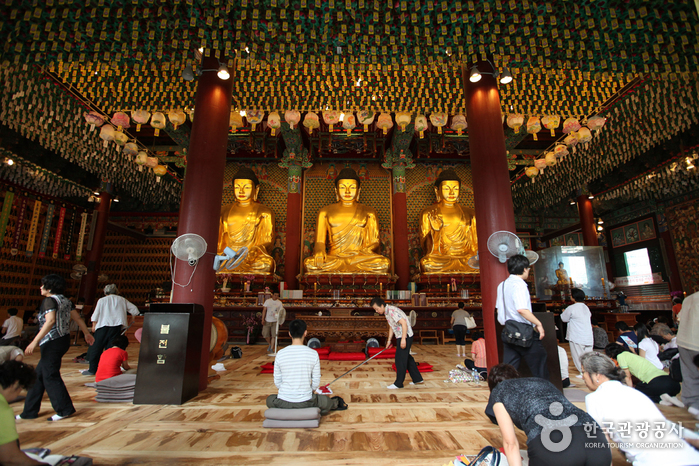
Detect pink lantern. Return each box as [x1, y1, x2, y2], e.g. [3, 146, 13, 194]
[110, 112, 130, 131]
[84, 111, 106, 131]
[526, 116, 541, 141]
[146, 157, 159, 169]
[377, 113, 394, 135]
[507, 114, 524, 133]
[587, 116, 607, 132]
[541, 115, 560, 137]
[284, 110, 301, 129]
[131, 110, 151, 132]
[562, 117, 581, 134]
[451, 114, 467, 135]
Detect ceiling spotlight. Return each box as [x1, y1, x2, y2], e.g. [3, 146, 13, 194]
[113, 197, 120, 203]
[686, 156, 695, 170]
[469, 65, 482, 82]
[499, 67, 513, 84]
[182, 64, 194, 82]
[597, 225, 604, 231]
[588, 194, 594, 199]
[597, 219, 604, 224]
[93, 191, 100, 196]
[217, 63, 230, 80]
[569, 199, 576, 205]
[4, 158, 13, 166]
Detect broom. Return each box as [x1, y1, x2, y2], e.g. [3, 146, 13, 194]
[316, 345, 392, 395]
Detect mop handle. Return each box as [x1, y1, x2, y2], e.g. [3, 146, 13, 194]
[325, 345, 391, 388]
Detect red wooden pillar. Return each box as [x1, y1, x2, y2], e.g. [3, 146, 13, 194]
[80, 188, 112, 307]
[392, 165, 410, 290]
[171, 56, 233, 390]
[577, 194, 599, 246]
[463, 62, 516, 369]
[284, 164, 303, 289]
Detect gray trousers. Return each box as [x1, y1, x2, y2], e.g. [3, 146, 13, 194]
[266, 393, 337, 415]
[679, 346, 699, 409]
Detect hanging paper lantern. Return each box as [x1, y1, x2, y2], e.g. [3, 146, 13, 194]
[285, 110, 301, 129]
[110, 112, 130, 131]
[507, 114, 524, 133]
[113, 131, 128, 148]
[534, 158, 547, 172]
[429, 113, 448, 134]
[564, 131, 579, 147]
[586, 115, 607, 132]
[168, 110, 186, 130]
[577, 127, 592, 144]
[541, 115, 560, 137]
[99, 125, 115, 148]
[123, 142, 138, 157]
[526, 116, 541, 141]
[377, 113, 394, 135]
[342, 112, 356, 136]
[544, 151, 557, 167]
[229, 111, 243, 131]
[135, 151, 148, 172]
[153, 164, 167, 183]
[357, 110, 376, 131]
[84, 111, 105, 131]
[414, 114, 428, 139]
[187, 107, 195, 122]
[562, 117, 581, 134]
[246, 110, 264, 131]
[131, 110, 151, 132]
[554, 144, 569, 159]
[150, 112, 166, 136]
[267, 111, 281, 136]
[146, 157, 159, 169]
[395, 112, 411, 132]
[303, 112, 320, 134]
[322, 111, 340, 131]
[525, 166, 539, 180]
[451, 114, 467, 135]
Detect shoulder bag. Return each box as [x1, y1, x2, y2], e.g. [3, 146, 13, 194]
[499, 282, 535, 348]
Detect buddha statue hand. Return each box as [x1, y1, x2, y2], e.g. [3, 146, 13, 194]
[427, 211, 443, 230]
[312, 250, 327, 268]
[214, 247, 250, 272]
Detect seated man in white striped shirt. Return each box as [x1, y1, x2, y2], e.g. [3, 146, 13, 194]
[266, 319, 347, 414]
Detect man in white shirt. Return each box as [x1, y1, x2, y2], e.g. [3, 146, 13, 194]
[262, 291, 284, 355]
[496, 254, 549, 380]
[83, 284, 139, 376]
[560, 288, 594, 377]
[677, 290, 699, 419]
[266, 319, 345, 414]
[0, 309, 23, 347]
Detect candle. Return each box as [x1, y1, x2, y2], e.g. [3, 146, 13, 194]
[447, 284, 450, 293]
[380, 283, 383, 292]
[314, 282, 317, 292]
[569, 278, 573, 286]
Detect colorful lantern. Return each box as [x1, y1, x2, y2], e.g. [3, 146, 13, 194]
[284, 110, 301, 129]
[545, 151, 557, 167]
[429, 113, 447, 134]
[146, 157, 159, 169]
[246, 110, 264, 131]
[84, 111, 105, 131]
[323, 111, 340, 131]
[414, 114, 428, 139]
[562, 117, 581, 134]
[577, 127, 592, 145]
[564, 131, 579, 148]
[99, 125, 115, 148]
[267, 112, 281, 136]
[451, 114, 467, 135]
[534, 158, 547, 172]
[150, 112, 166, 136]
[123, 142, 138, 157]
[110, 112, 130, 131]
[229, 112, 243, 131]
[342, 112, 356, 135]
[554, 144, 569, 159]
[153, 164, 167, 183]
[586, 115, 607, 132]
[541, 115, 560, 137]
[525, 166, 539, 181]
[395, 112, 411, 132]
[168, 110, 186, 130]
[131, 110, 151, 132]
[135, 151, 148, 172]
[507, 114, 524, 133]
[303, 112, 320, 134]
[113, 131, 128, 148]
[357, 110, 376, 131]
[527, 116, 542, 140]
[377, 113, 394, 135]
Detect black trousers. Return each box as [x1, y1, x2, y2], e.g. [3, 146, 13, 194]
[88, 325, 122, 373]
[0, 336, 19, 346]
[502, 337, 550, 380]
[527, 425, 611, 466]
[453, 325, 467, 345]
[635, 375, 681, 403]
[21, 335, 75, 418]
[394, 336, 422, 388]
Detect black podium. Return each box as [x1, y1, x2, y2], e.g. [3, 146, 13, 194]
[133, 303, 205, 405]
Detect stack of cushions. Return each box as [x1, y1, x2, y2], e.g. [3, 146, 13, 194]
[328, 352, 366, 361]
[312, 347, 331, 360]
[263, 407, 321, 428]
[391, 362, 433, 372]
[367, 347, 396, 359]
[260, 363, 275, 374]
[88, 374, 136, 402]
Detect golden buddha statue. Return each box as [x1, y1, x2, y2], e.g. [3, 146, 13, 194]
[555, 262, 569, 285]
[304, 168, 390, 274]
[217, 167, 275, 275]
[419, 169, 478, 274]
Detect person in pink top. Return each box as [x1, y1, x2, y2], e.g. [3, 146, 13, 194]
[458, 331, 487, 377]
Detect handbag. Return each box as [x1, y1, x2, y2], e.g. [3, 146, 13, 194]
[499, 282, 535, 348]
[231, 346, 243, 359]
[468, 446, 501, 466]
[465, 315, 477, 330]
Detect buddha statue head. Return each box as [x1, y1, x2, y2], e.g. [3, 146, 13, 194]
[334, 167, 361, 203]
[232, 167, 260, 204]
[434, 169, 462, 206]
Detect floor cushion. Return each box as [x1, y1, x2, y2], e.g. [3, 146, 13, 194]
[264, 408, 320, 420]
[313, 347, 331, 355]
[328, 352, 366, 361]
[262, 419, 319, 428]
[391, 363, 433, 372]
[367, 347, 396, 359]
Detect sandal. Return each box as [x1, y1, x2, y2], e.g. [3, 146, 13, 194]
[331, 396, 348, 411]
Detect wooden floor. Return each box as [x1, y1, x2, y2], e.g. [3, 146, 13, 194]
[10, 342, 698, 465]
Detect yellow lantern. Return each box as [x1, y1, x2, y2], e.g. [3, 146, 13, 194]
[113, 131, 128, 148]
[507, 114, 524, 133]
[577, 127, 592, 145]
[131, 110, 151, 132]
[564, 131, 579, 148]
[526, 116, 542, 140]
[135, 151, 148, 172]
[451, 114, 467, 135]
[303, 112, 320, 134]
[150, 112, 166, 136]
[99, 125, 115, 148]
[541, 115, 560, 137]
[229, 111, 243, 132]
[342, 112, 356, 135]
[267, 111, 281, 136]
[153, 164, 168, 183]
[284, 110, 301, 129]
[357, 110, 376, 132]
[395, 112, 412, 132]
[168, 110, 186, 130]
[525, 166, 539, 181]
[429, 113, 447, 134]
[377, 113, 393, 135]
[414, 114, 428, 139]
[545, 151, 557, 167]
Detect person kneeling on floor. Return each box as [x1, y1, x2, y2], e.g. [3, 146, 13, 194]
[266, 319, 347, 414]
[95, 335, 132, 383]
